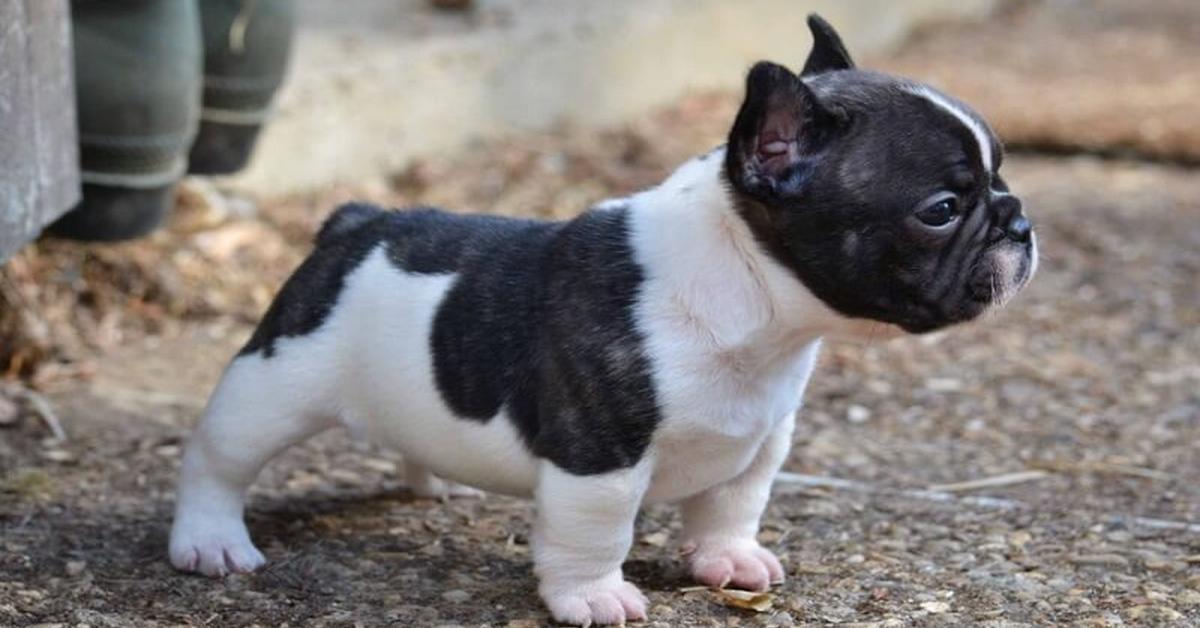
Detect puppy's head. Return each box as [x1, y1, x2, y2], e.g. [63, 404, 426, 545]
[725, 15, 1036, 333]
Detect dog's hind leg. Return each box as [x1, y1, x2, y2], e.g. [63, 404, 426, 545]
[169, 352, 335, 577]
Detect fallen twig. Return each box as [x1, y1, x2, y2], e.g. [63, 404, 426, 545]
[772, 471, 1200, 534]
[928, 470, 1051, 493]
[1031, 460, 1174, 481]
[14, 387, 66, 442]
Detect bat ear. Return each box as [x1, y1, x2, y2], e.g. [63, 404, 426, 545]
[801, 14, 855, 76]
[725, 62, 833, 199]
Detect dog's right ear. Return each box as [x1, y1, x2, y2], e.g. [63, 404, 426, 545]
[725, 62, 834, 200]
[801, 14, 855, 76]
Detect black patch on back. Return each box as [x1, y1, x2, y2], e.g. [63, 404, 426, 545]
[430, 206, 660, 475]
[240, 204, 547, 357]
[243, 202, 661, 475]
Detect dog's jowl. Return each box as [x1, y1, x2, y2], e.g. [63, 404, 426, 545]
[170, 14, 1036, 626]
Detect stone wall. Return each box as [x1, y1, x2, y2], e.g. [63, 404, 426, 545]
[0, 0, 78, 262]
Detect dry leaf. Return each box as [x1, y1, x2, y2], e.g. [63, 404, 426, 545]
[713, 588, 774, 613]
[641, 530, 669, 547]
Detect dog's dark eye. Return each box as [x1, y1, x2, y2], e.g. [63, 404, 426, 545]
[915, 196, 960, 228]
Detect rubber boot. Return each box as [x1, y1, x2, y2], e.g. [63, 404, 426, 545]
[187, 0, 295, 175]
[49, 0, 202, 241]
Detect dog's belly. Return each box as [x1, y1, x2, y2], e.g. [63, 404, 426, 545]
[644, 429, 771, 503]
[333, 249, 539, 496]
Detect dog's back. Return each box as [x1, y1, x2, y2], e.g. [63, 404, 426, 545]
[240, 205, 554, 358]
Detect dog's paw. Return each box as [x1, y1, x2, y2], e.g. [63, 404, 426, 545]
[683, 537, 783, 592]
[540, 573, 648, 626]
[169, 515, 265, 577]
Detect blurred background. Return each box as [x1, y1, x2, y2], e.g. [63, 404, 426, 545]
[1, 0, 1198, 625]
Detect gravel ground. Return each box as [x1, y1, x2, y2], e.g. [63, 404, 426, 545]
[3, 1, 1200, 626]
[3, 153, 1199, 627]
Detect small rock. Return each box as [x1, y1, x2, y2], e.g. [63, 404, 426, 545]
[1143, 558, 1182, 572]
[154, 444, 181, 458]
[441, 589, 471, 604]
[1068, 553, 1129, 568]
[1125, 605, 1182, 622]
[39, 449, 76, 464]
[921, 601, 951, 614]
[65, 560, 86, 576]
[866, 379, 893, 395]
[1007, 531, 1033, 548]
[0, 394, 18, 426]
[328, 469, 364, 485]
[845, 554, 865, 564]
[846, 405, 872, 424]
[1176, 589, 1200, 608]
[925, 378, 963, 392]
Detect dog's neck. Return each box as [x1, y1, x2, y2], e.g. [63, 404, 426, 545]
[624, 147, 897, 360]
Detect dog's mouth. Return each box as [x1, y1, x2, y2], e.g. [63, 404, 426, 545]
[894, 239, 1036, 335]
[968, 239, 1036, 309]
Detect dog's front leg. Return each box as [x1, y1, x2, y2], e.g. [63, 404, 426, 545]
[533, 459, 651, 626]
[680, 413, 794, 591]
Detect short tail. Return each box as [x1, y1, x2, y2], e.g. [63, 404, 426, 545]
[315, 203, 383, 246]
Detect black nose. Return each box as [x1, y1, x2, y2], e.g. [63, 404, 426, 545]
[1006, 214, 1032, 242]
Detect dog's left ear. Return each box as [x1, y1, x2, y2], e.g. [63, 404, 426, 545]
[801, 14, 855, 76]
[725, 62, 835, 200]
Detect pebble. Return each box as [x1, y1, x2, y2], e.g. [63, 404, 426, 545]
[925, 378, 963, 392]
[65, 560, 86, 577]
[39, 449, 76, 464]
[846, 405, 872, 424]
[921, 601, 951, 613]
[1124, 605, 1183, 622]
[0, 394, 18, 426]
[1068, 553, 1129, 568]
[441, 589, 471, 604]
[1176, 590, 1200, 608]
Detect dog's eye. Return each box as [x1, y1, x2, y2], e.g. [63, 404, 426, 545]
[915, 195, 960, 228]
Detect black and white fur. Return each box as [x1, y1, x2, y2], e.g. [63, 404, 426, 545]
[170, 15, 1036, 626]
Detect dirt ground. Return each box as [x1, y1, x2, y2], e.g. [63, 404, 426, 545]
[3, 2, 1200, 627]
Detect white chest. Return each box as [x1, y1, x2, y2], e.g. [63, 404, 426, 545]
[643, 339, 821, 503]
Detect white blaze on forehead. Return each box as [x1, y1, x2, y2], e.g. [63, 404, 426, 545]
[905, 85, 993, 173]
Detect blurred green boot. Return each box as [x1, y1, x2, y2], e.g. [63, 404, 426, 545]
[49, 0, 202, 241]
[188, 0, 295, 175]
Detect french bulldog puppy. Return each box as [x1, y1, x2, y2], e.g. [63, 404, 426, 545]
[170, 14, 1036, 626]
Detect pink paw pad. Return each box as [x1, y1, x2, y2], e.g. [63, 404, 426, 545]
[685, 538, 784, 592]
